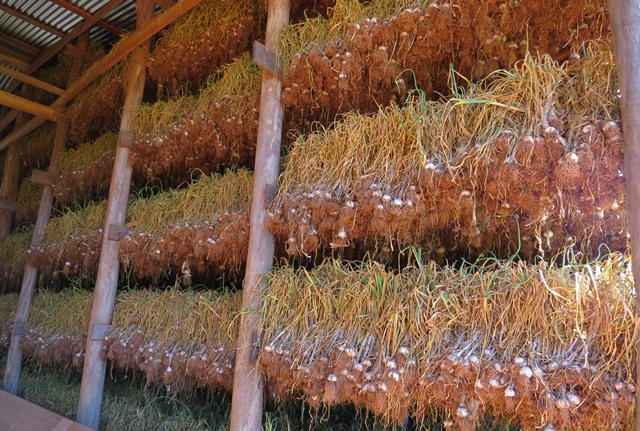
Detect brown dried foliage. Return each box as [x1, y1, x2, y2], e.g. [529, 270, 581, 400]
[268, 120, 626, 261]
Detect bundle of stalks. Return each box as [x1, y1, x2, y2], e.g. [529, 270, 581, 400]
[258, 255, 636, 430]
[67, 59, 129, 143]
[16, 123, 55, 172]
[15, 178, 41, 225]
[269, 43, 625, 261]
[29, 169, 253, 284]
[21, 288, 92, 368]
[54, 132, 118, 206]
[279, 0, 608, 122]
[132, 54, 261, 186]
[19, 287, 240, 393]
[106, 288, 240, 392]
[148, 0, 261, 94]
[0, 293, 18, 350]
[0, 227, 32, 292]
[26, 201, 107, 282]
[121, 169, 253, 281]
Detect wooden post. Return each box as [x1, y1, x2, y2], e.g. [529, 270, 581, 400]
[75, 2, 152, 428]
[607, 1, 640, 429]
[0, 113, 24, 238]
[229, 1, 290, 430]
[1, 36, 87, 395]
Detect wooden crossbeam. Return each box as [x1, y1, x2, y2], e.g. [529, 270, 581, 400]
[49, 0, 123, 35]
[66, 44, 99, 64]
[0, 31, 41, 56]
[0, 0, 126, 137]
[0, 0, 204, 151]
[0, 46, 30, 70]
[0, 3, 66, 38]
[0, 90, 63, 121]
[0, 64, 64, 96]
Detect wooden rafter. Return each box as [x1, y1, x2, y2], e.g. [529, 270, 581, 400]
[0, 31, 42, 56]
[0, 3, 66, 38]
[0, 90, 63, 122]
[0, 64, 64, 96]
[0, 46, 30, 70]
[49, 0, 123, 35]
[0, 0, 204, 151]
[66, 44, 99, 64]
[0, 0, 126, 136]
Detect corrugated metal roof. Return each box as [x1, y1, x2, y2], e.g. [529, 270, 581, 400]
[0, 0, 138, 92]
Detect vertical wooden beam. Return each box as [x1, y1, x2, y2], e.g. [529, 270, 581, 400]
[1, 40, 86, 393]
[607, 1, 640, 429]
[229, 1, 290, 430]
[75, 2, 153, 429]
[0, 113, 24, 238]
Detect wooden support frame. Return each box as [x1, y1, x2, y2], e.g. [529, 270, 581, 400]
[0, 0, 204, 151]
[0, 90, 64, 121]
[76, 2, 154, 428]
[31, 169, 57, 187]
[2, 47, 85, 397]
[0, 46, 31, 70]
[65, 44, 100, 64]
[252, 41, 284, 78]
[0, 112, 24, 238]
[607, 2, 640, 430]
[0, 64, 64, 96]
[0, 199, 17, 213]
[229, 1, 290, 430]
[0, 31, 42, 56]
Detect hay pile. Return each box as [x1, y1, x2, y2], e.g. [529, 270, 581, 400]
[0, 293, 18, 350]
[68, 60, 129, 144]
[28, 169, 253, 284]
[9, 252, 635, 430]
[16, 123, 55, 172]
[15, 287, 240, 393]
[15, 54, 73, 106]
[280, 0, 608, 121]
[148, 0, 261, 94]
[15, 178, 41, 225]
[258, 255, 636, 430]
[131, 54, 261, 186]
[0, 228, 32, 292]
[269, 42, 625, 261]
[54, 132, 118, 206]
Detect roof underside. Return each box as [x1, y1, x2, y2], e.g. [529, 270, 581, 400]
[0, 0, 138, 91]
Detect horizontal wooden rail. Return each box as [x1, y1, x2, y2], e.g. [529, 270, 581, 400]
[0, 65, 64, 96]
[0, 90, 63, 122]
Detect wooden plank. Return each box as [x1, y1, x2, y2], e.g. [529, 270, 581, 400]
[66, 44, 99, 64]
[0, 64, 64, 96]
[31, 169, 57, 187]
[49, 0, 123, 35]
[0, 45, 31, 70]
[252, 40, 283, 78]
[0, 3, 66, 38]
[2, 43, 85, 399]
[229, 1, 290, 430]
[607, 2, 640, 430]
[0, 391, 93, 431]
[0, 90, 64, 122]
[76, 2, 154, 428]
[106, 223, 128, 241]
[0, 0, 204, 151]
[0, 31, 42, 55]
[0, 199, 17, 213]
[0, 113, 23, 237]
